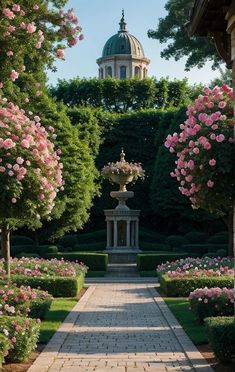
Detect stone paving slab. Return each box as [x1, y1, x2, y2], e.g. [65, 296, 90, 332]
[27, 283, 213, 372]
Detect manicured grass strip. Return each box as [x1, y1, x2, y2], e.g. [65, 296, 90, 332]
[164, 297, 208, 345]
[39, 298, 77, 344]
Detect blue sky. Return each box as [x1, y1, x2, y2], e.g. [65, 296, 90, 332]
[47, 0, 222, 86]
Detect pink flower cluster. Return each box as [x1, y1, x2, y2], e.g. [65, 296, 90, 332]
[101, 161, 145, 180]
[0, 257, 87, 280]
[0, 98, 63, 217]
[188, 286, 234, 303]
[164, 85, 234, 209]
[0, 283, 51, 317]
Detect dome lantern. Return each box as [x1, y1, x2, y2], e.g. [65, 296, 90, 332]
[97, 11, 150, 80]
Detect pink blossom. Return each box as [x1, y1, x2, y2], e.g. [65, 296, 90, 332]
[218, 101, 226, 108]
[33, 5, 40, 10]
[3, 139, 15, 149]
[27, 23, 37, 33]
[79, 34, 84, 40]
[20, 139, 30, 148]
[16, 157, 24, 165]
[3, 8, 15, 19]
[209, 159, 216, 166]
[192, 147, 199, 154]
[207, 180, 214, 188]
[10, 70, 19, 82]
[12, 4, 21, 12]
[56, 49, 65, 59]
[216, 134, 225, 142]
[11, 198, 17, 203]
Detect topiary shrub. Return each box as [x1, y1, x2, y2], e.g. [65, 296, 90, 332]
[11, 245, 37, 257]
[166, 235, 189, 249]
[37, 245, 58, 257]
[47, 252, 108, 271]
[205, 316, 235, 363]
[216, 249, 227, 258]
[184, 232, 207, 244]
[206, 234, 229, 244]
[0, 334, 10, 369]
[0, 316, 40, 362]
[77, 230, 106, 243]
[10, 235, 34, 246]
[182, 244, 228, 256]
[58, 234, 78, 249]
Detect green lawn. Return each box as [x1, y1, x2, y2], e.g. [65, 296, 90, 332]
[164, 297, 208, 345]
[39, 298, 78, 344]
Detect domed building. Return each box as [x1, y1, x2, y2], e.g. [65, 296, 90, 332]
[97, 11, 150, 79]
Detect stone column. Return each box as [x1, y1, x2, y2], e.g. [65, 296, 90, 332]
[126, 220, 131, 247]
[135, 220, 139, 248]
[113, 219, 118, 248]
[131, 221, 135, 247]
[106, 220, 112, 248]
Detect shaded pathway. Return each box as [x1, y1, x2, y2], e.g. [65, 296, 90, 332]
[28, 282, 213, 372]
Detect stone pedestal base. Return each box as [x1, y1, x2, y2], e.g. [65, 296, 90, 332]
[106, 249, 141, 263]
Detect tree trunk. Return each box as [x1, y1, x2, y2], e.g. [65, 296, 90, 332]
[1, 225, 11, 279]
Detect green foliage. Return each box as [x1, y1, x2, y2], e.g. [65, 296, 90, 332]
[51, 77, 193, 112]
[73, 242, 106, 251]
[47, 252, 108, 271]
[140, 243, 171, 251]
[159, 275, 234, 296]
[11, 245, 38, 257]
[216, 249, 227, 258]
[16, 253, 41, 259]
[0, 316, 40, 363]
[205, 317, 235, 363]
[77, 230, 106, 243]
[166, 235, 189, 248]
[8, 273, 85, 297]
[140, 229, 166, 243]
[148, 0, 221, 71]
[164, 298, 207, 345]
[137, 253, 188, 271]
[184, 232, 207, 244]
[58, 235, 79, 249]
[37, 245, 58, 257]
[0, 334, 10, 369]
[206, 234, 229, 244]
[29, 297, 53, 320]
[190, 296, 234, 323]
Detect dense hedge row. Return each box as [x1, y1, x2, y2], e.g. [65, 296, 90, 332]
[159, 275, 234, 297]
[136, 253, 188, 271]
[46, 252, 108, 271]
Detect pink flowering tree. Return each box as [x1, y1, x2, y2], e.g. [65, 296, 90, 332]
[165, 85, 235, 256]
[0, 98, 63, 278]
[0, 1, 83, 90]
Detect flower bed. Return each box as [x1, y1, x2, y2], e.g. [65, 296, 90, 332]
[159, 274, 233, 297]
[157, 256, 234, 277]
[0, 283, 52, 320]
[0, 316, 40, 363]
[0, 258, 87, 297]
[189, 287, 234, 322]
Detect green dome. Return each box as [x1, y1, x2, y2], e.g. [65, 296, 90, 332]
[102, 11, 145, 58]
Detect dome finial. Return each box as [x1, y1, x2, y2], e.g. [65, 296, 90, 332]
[119, 9, 127, 32]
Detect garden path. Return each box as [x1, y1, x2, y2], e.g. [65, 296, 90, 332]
[27, 281, 213, 372]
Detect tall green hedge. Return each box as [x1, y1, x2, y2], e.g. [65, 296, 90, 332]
[137, 253, 188, 271]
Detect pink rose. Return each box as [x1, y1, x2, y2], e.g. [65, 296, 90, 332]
[12, 4, 21, 12]
[3, 8, 15, 19]
[56, 49, 65, 59]
[20, 139, 30, 148]
[216, 134, 225, 142]
[27, 23, 36, 34]
[10, 70, 19, 82]
[207, 180, 214, 188]
[209, 159, 216, 166]
[11, 198, 17, 203]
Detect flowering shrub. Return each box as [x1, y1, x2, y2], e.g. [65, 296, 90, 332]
[0, 283, 52, 319]
[101, 161, 145, 181]
[157, 256, 234, 277]
[0, 2, 83, 87]
[0, 334, 10, 368]
[0, 99, 63, 221]
[165, 85, 234, 215]
[189, 287, 234, 322]
[0, 316, 40, 362]
[0, 257, 87, 279]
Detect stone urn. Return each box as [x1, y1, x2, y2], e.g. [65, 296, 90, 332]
[110, 174, 134, 192]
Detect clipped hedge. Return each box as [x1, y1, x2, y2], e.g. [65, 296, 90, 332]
[0, 316, 40, 362]
[140, 242, 171, 251]
[205, 317, 235, 363]
[0, 334, 10, 369]
[11, 245, 37, 257]
[184, 232, 207, 244]
[139, 229, 166, 244]
[7, 273, 85, 297]
[166, 235, 189, 248]
[58, 234, 78, 249]
[77, 230, 106, 243]
[10, 235, 34, 246]
[47, 252, 108, 271]
[181, 244, 227, 256]
[137, 253, 188, 271]
[37, 245, 58, 257]
[206, 234, 229, 244]
[159, 274, 234, 297]
[73, 242, 106, 252]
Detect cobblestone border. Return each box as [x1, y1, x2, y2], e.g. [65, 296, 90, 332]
[27, 286, 96, 372]
[148, 286, 214, 372]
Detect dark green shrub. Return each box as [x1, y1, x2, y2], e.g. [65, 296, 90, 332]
[0, 334, 10, 368]
[159, 274, 234, 296]
[29, 297, 53, 320]
[166, 235, 189, 248]
[47, 252, 108, 271]
[139, 229, 166, 243]
[10, 235, 34, 246]
[77, 230, 106, 243]
[137, 253, 188, 271]
[205, 317, 235, 363]
[216, 249, 227, 258]
[202, 253, 217, 258]
[37, 245, 58, 257]
[206, 234, 229, 244]
[7, 273, 84, 297]
[181, 244, 227, 256]
[16, 253, 40, 259]
[58, 234, 78, 249]
[11, 245, 37, 257]
[73, 242, 106, 252]
[140, 242, 171, 251]
[184, 232, 207, 243]
[0, 316, 40, 362]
